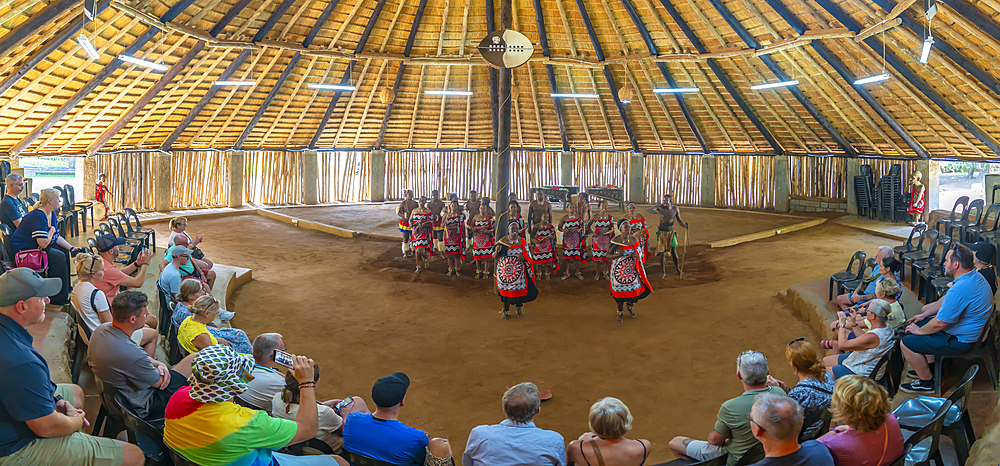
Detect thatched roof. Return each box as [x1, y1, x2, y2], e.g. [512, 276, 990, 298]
[0, 0, 998, 157]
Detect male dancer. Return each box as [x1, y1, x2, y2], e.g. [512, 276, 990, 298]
[648, 194, 689, 277]
[410, 196, 435, 272]
[575, 192, 593, 224]
[527, 190, 552, 232]
[465, 190, 481, 249]
[428, 190, 445, 252]
[396, 190, 418, 257]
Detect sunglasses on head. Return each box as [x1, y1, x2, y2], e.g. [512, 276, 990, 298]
[787, 337, 805, 346]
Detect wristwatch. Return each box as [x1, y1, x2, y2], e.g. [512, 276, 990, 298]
[53, 394, 64, 403]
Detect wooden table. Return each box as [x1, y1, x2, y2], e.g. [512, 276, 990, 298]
[585, 186, 625, 210]
[531, 185, 579, 210]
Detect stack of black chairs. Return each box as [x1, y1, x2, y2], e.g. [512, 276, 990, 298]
[876, 164, 902, 222]
[854, 164, 877, 218]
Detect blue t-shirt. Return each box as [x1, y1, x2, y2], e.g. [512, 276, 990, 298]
[0, 314, 59, 457]
[749, 440, 834, 466]
[10, 209, 58, 253]
[0, 195, 27, 233]
[343, 412, 429, 466]
[158, 263, 183, 295]
[936, 270, 993, 343]
[163, 245, 196, 276]
[863, 267, 881, 295]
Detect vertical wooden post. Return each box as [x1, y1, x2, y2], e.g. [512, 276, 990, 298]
[229, 151, 244, 208]
[82, 157, 98, 201]
[495, 0, 512, 237]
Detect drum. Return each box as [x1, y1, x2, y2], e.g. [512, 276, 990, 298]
[92, 201, 107, 221]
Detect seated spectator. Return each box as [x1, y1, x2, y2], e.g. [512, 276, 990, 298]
[159, 234, 216, 289]
[1, 173, 27, 232]
[464, 382, 565, 466]
[178, 295, 251, 354]
[566, 397, 648, 466]
[825, 277, 903, 351]
[766, 340, 834, 439]
[669, 351, 784, 465]
[272, 363, 371, 451]
[970, 242, 997, 296]
[71, 252, 158, 357]
[817, 375, 904, 466]
[93, 234, 153, 304]
[835, 246, 893, 311]
[748, 393, 833, 465]
[239, 332, 289, 412]
[164, 345, 347, 466]
[823, 300, 895, 380]
[168, 216, 202, 248]
[0, 268, 143, 466]
[343, 372, 453, 466]
[157, 245, 192, 298]
[173, 278, 239, 339]
[10, 188, 86, 306]
[901, 243, 993, 393]
[88, 291, 196, 420]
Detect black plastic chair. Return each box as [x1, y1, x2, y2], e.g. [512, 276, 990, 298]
[342, 448, 399, 466]
[932, 310, 998, 395]
[907, 233, 946, 291]
[64, 184, 94, 231]
[52, 186, 79, 238]
[233, 396, 265, 411]
[284, 438, 336, 456]
[0, 224, 14, 268]
[935, 196, 969, 241]
[831, 250, 867, 300]
[838, 257, 877, 297]
[93, 379, 126, 439]
[914, 235, 954, 302]
[167, 445, 199, 466]
[70, 304, 93, 385]
[868, 339, 903, 398]
[951, 199, 985, 242]
[895, 365, 978, 466]
[116, 393, 169, 465]
[967, 203, 1000, 242]
[900, 399, 953, 466]
[799, 407, 833, 442]
[895, 224, 928, 263]
[123, 208, 155, 252]
[900, 229, 938, 282]
[86, 237, 99, 255]
[653, 442, 764, 466]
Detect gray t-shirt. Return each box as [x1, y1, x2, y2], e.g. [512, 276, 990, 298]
[87, 323, 161, 418]
[238, 365, 286, 413]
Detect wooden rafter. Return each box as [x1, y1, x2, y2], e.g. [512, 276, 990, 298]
[406, 65, 428, 148]
[0, 0, 79, 57]
[525, 64, 546, 148]
[636, 60, 684, 150]
[309, 60, 354, 149]
[532, 0, 568, 150]
[331, 59, 376, 147]
[266, 56, 317, 147]
[564, 66, 595, 148]
[376, 0, 428, 149]
[202, 48, 279, 145]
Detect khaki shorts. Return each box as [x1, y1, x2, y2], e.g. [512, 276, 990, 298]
[655, 230, 678, 254]
[0, 432, 125, 466]
[685, 439, 726, 462]
[54, 384, 76, 406]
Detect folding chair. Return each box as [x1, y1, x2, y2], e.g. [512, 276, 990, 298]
[895, 365, 978, 466]
[831, 251, 867, 301]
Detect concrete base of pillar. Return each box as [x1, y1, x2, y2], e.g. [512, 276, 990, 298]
[229, 151, 244, 208]
[701, 155, 716, 208]
[774, 155, 789, 213]
[302, 150, 318, 205]
[917, 159, 940, 212]
[154, 152, 171, 212]
[370, 150, 385, 202]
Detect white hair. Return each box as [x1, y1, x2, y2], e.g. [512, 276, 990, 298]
[876, 246, 894, 259]
[737, 351, 769, 386]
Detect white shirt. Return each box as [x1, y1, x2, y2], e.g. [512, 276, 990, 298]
[271, 393, 343, 450]
[239, 364, 286, 413]
[71, 281, 143, 345]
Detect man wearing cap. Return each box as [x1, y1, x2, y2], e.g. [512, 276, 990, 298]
[159, 234, 216, 290]
[343, 373, 453, 466]
[165, 345, 347, 466]
[93, 233, 154, 304]
[0, 268, 144, 466]
[464, 382, 566, 466]
[158, 245, 192, 299]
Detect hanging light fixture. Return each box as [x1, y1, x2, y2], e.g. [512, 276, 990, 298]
[919, 36, 934, 64]
[854, 74, 890, 85]
[310, 84, 357, 91]
[119, 55, 167, 71]
[750, 80, 798, 90]
[425, 90, 473, 96]
[77, 34, 100, 60]
[551, 93, 599, 98]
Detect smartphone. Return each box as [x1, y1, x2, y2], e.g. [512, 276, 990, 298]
[273, 350, 294, 368]
[334, 396, 354, 411]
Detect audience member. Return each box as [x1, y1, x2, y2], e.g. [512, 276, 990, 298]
[10, 188, 85, 305]
[876, 279, 905, 331]
[164, 345, 347, 466]
[178, 295, 251, 354]
[0, 268, 143, 466]
[566, 397, 649, 466]
[271, 364, 371, 451]
[93, 234, 153, 304]
[835, 246, 893, 311]
[159, 233, 216, 289]
[748, 393, 833, 465]
[88, 291, 196, 420]
[464, 382, 565, 466]
[766, 340, 834, 439]
[71, 252, 158, 356]
[239, 332, 289, 411]
[825, 276, 902, 352]
[901, 243, 993, 393]
[167, 216, 202, 247]
[824, 300, 895, 380]
[343, 372, 453, 466]
[1, 173, 26, 232]
[158, 245, 192, 298]
[669, 351, 784, 465]
[173, 278, 235, 325]
[970, 241, 997, 296]
[817, 376, 904, 466]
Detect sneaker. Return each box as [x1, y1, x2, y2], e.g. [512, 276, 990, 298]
[906, 365, 934, 379]
[900, 379, 935, 393]
[219, 309, 236, 321]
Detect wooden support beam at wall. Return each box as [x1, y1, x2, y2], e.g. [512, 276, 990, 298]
[532, 0, 569, 150]
[376, 0, 428, 149]
[814, 0, 1000, 156]
[486, 0, 499, 150]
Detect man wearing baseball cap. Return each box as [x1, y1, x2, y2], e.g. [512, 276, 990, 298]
[0, 268, 143, 465]
[158, 245, 192, 298]
[93, 233, 153, 304]
[343, 373, 453, 466]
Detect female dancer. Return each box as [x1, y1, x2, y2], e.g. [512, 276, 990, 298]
[470, 203, 495, 279]
[907, 171, 926, 225]
[559, 203, 587, 280]
[499, 200, 526, 240]
[530, 211, 558, 279]
[493, 221, 538, 320]
[622, 202, 649, 263]
[443, 200, 465, 276]
[409, 196, 434, 273]
[589, 200, 614, 280]
[607, 220, 653, 323]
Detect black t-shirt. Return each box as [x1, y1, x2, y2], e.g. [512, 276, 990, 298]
[978, 266, 998, 296]
[0, 195, 26, 233]
[750, 441, 834, 466]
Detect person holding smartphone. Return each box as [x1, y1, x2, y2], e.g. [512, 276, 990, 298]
[271, 362, 370, 451]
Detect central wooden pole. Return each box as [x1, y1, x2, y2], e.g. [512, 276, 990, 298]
[495, 0, 513, 238]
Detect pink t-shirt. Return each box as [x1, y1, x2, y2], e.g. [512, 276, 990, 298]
[818, 413, 905, 466]
[94, 258, 129, 303]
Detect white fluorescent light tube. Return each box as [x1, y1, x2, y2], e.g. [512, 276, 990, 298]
[309, 84, 356, 91]
[853, 74, 890, 85]
[750, 80, 799, 90]
[425, 90, 473, 96]
[77, 34, 100, 60]
[653, 88, 700, 93]
[550, 93, 599, 98]
[119, 55, 168, 72]
[213, 80, 255, 86]
[919, 37, 934, 64]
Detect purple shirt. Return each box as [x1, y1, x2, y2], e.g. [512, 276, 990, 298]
[817, 414, 904, 466]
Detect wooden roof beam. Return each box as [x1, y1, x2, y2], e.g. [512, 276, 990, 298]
[376, 0, 428, 149]
[760, 0, 928, 158]
[657, 0, 782, 154]
[253, 0, 298, 42]
[487, 0, 499, 150]
[309, 60, 354, 149]
[0, 0, 84, 57]
[532, 0, 568, 150]
[815, 0, 1000, 156]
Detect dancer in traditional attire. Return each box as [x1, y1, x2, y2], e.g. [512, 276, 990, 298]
[589, 200, 615, 280]
[907, 171, 926, 225]
[648, 194, 689, 277]
[528, 190, 553, 232]
[622, 202, 649, 263]
[530, 211, 558, 279]
[429, 190, 445, 252]
[443, 200, 465, 276]
[498, 200, 526, 241]
[409, 196, 434, 273]
[559, 203, 587, 280]
[608, 220, 653, 323]
[470, 203, 495, 279]
[396, 190, 418, 257]
[493, 221, 538, 320]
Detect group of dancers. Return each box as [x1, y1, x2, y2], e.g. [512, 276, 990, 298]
[397, 190, 690, 323]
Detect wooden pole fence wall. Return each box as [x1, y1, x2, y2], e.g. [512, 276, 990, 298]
[511, 151, 560, 199]
[385, 151, 494, 200]
[790, 156, 848, 201]
[96, 152, 155, 213]
[574, 152, 631, 201]
[319, 151, 370, 203]
[643, 154, 701, 205]
[170, 151, 231, 209]
[244, 151, 304, 205]
[715, 155, 775, 210]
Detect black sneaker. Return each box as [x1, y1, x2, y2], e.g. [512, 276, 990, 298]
[906, 365, 934, 379]
[900, 379, 935, 393]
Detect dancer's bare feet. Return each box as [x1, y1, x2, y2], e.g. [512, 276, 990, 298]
[516, 305, 523, 317]
[501, 309, 510, 320]
[455, 270, 461, 276]
[616, 310, 624, 324]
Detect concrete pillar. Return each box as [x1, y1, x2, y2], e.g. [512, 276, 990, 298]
[700, 154, 716, 208]
[228, 151, 244, 208]
[370, 149, 385, 202]
[559, 151, 573, 186]
[629, 153, 645, 204]
[302, 150, 318, 205]
[82, 157, 98, 201]
[918, 159, 940, 211]
[153, 152, 171, 212]
[986, 174, 1000, 205]
[773, 154, 789, 213]
[846, 157, 861, 216]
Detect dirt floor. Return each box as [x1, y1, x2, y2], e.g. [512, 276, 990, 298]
[153, 214, 891, 463]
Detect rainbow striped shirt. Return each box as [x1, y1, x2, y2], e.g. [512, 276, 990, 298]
[165, 386, 296, 466]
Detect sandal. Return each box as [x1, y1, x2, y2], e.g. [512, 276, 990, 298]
[627, 302, 636, 318]
[446, 268, 454, 276]
[576, 272, 584, 280]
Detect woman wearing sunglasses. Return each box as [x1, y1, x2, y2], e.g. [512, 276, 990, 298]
[766, 339, 835, 439]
